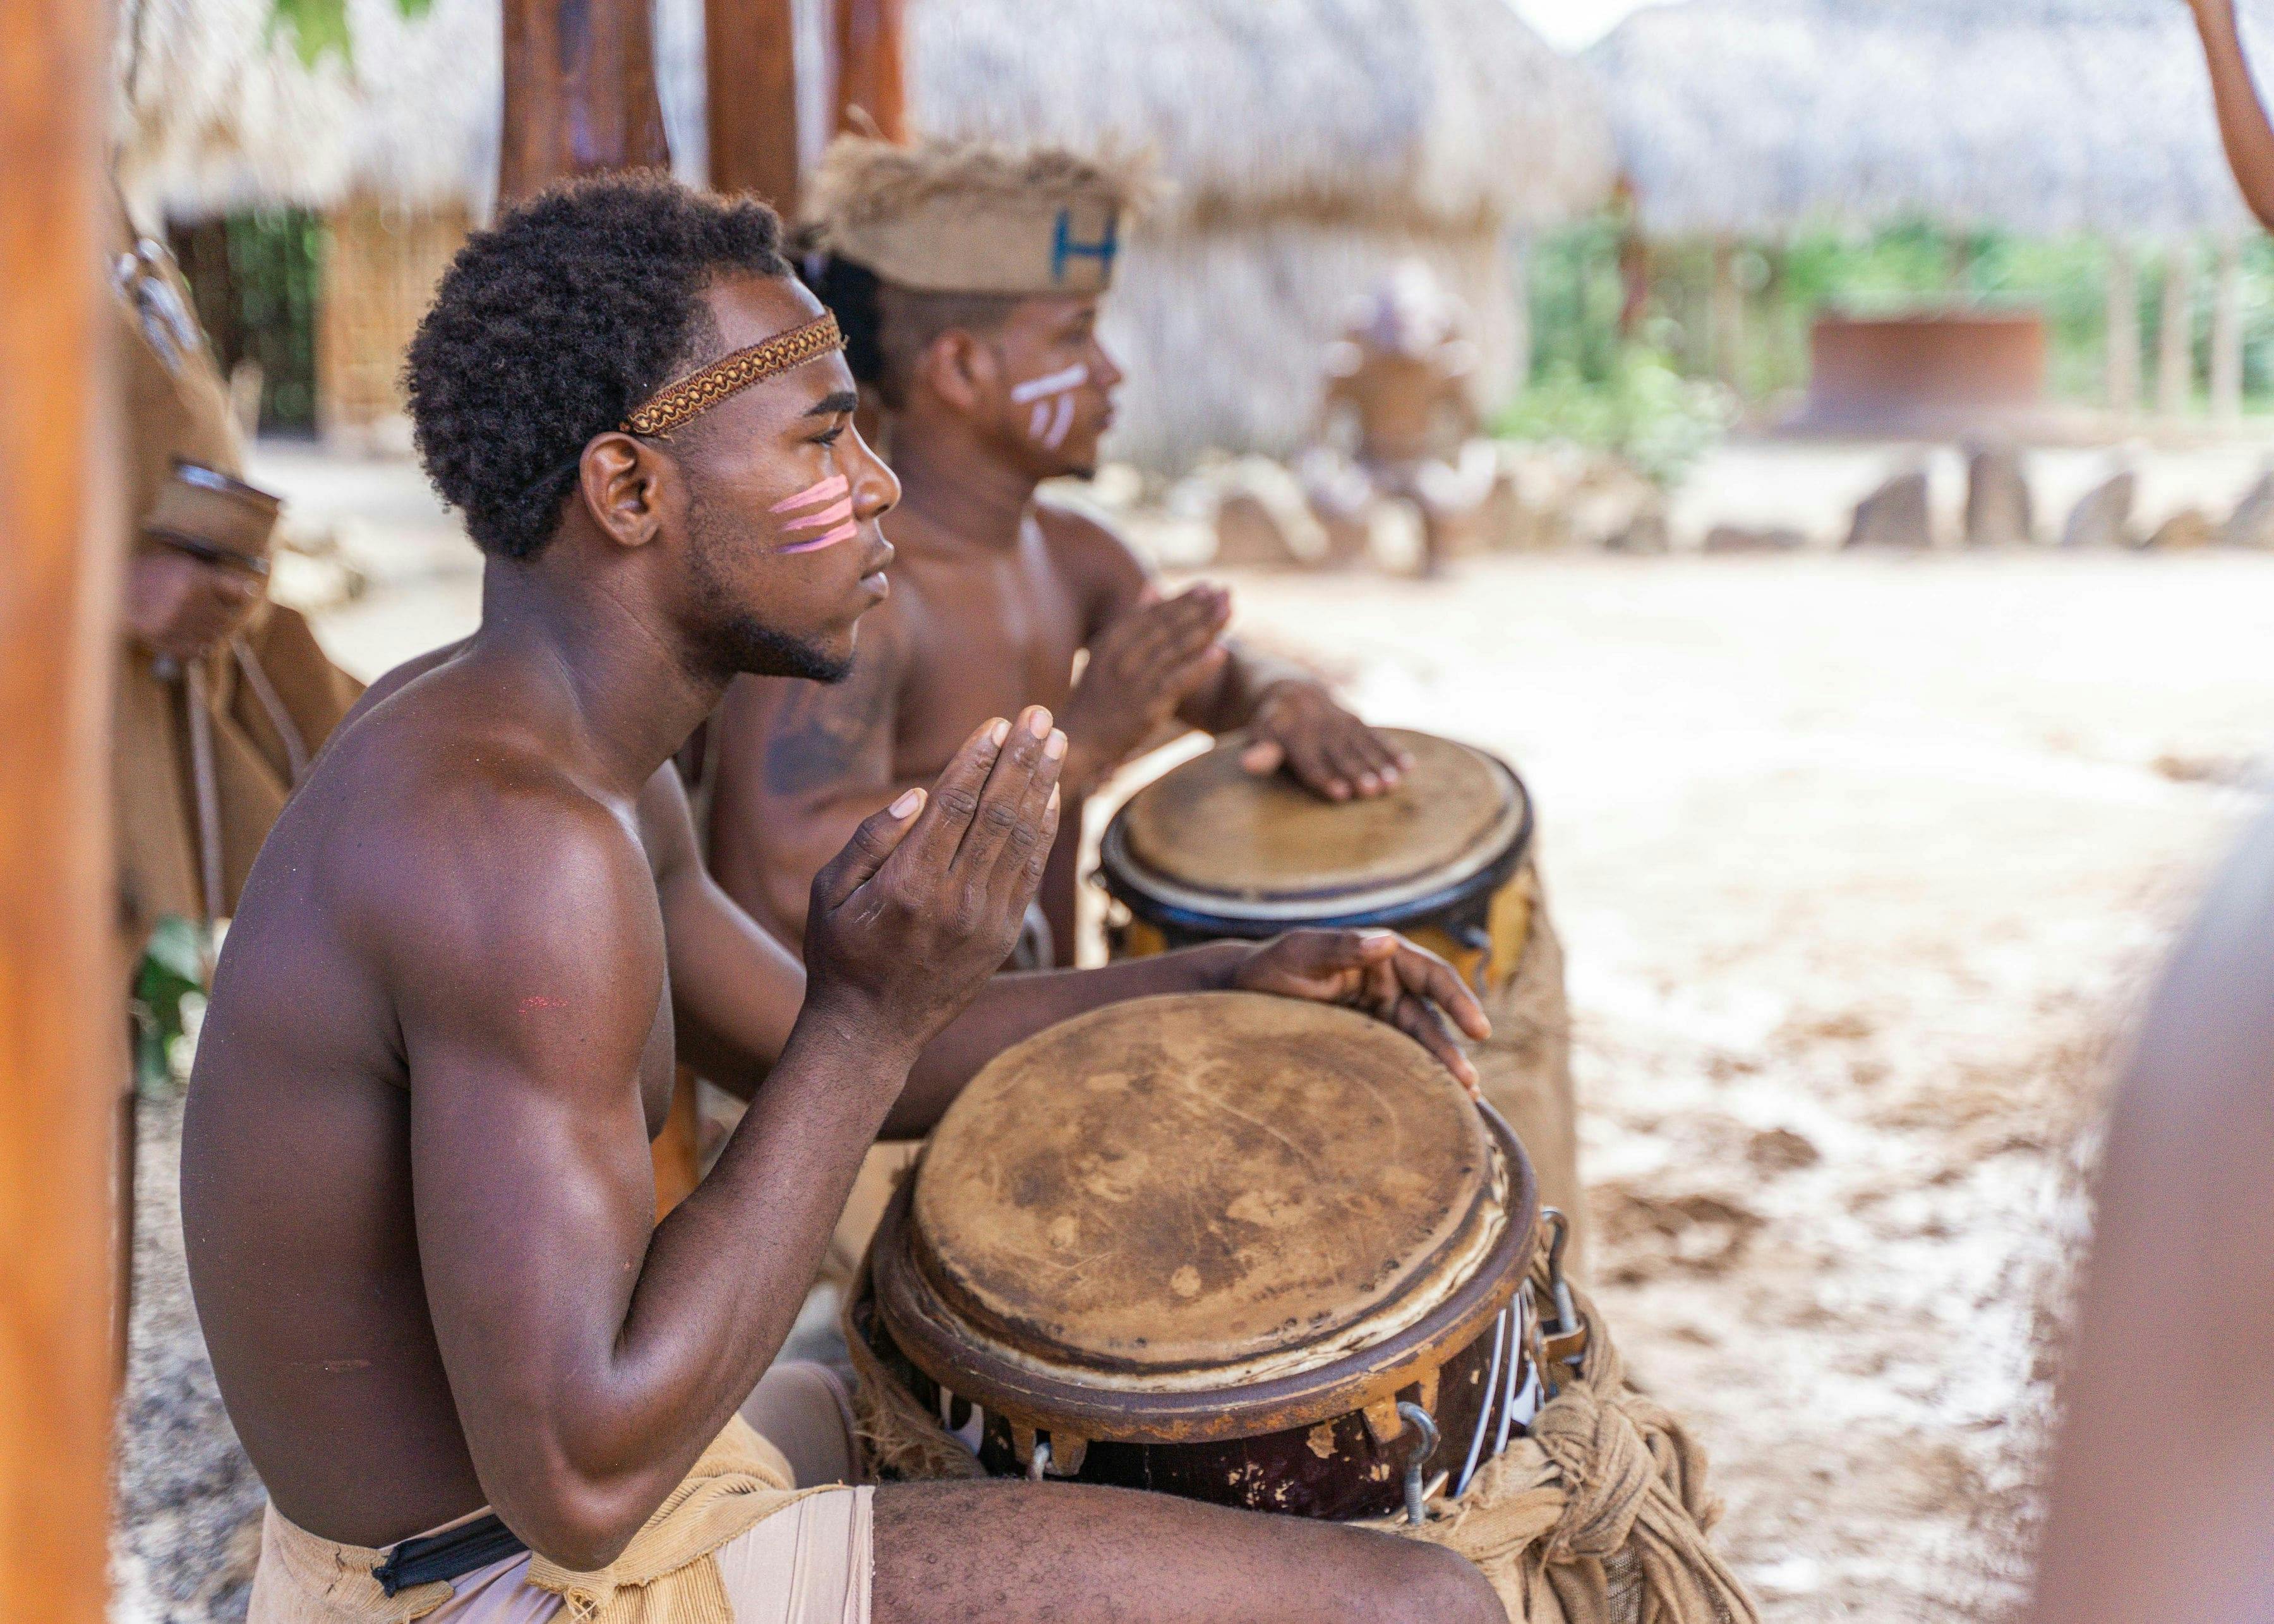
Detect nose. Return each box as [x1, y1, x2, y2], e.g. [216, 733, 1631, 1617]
[848, 421, 900, 521]
[1090, 337, 1125, 394]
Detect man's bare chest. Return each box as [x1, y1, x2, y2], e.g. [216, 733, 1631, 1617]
[891, 559, 1086, 774]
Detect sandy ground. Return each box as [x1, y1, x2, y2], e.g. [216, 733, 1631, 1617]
[117, 442, 2274, 1621]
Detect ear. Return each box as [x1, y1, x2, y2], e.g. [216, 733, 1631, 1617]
[577, 432, 669, 551]
[920, 329, 1004, 418]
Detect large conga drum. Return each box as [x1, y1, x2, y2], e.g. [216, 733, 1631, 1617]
[1100, 729, 1533, 995]
[853, 992, 1542, 1520]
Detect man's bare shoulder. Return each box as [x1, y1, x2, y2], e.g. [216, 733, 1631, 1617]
[286, 674, 656, 971]
[1032, 499, 1149, 623]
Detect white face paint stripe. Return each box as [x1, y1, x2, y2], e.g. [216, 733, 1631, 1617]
[1009, 363, 1090, 405]
[1029, 400, 1050, 440]
[1043, 394, 1076, 451]
[770, 474, 848, 514]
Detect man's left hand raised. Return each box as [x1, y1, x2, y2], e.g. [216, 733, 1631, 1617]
[1230, 929, 1491, 1095]
[1238, 682, 1413, 802]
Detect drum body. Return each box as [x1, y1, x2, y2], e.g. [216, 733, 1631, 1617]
[859, 993, 1541, 1520]
[1101, 730, 1534, 994]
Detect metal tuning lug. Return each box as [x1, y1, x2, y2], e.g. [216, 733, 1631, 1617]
[1396, 1401, 1441, 1526]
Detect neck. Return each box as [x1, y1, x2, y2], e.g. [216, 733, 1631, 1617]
[886, 411, 1038, 553]
[474, 550, 721, 798]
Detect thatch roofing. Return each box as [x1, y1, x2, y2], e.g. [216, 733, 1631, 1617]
[903, 0, 1615, 231]
[115, 0, 707, 220]
[1591, 0, 2274, 240]
[117, 0, 1612, 232]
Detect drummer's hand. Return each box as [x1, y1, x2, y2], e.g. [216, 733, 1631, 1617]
[1060, 584, 1230, 791]
[802, 707, 1065, 1061]
[1239, 682, 1412, 802]
[1232, 929, 1491, 1095]
[124, 550, 262, 662]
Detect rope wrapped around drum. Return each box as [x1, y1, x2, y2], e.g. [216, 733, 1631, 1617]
[841, 1230, 1760, 1624]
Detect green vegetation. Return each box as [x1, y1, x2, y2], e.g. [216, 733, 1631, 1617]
[132, 917, 209, 1094]
[1508, 212, 2274, 476]
[268, 0, 433, 68]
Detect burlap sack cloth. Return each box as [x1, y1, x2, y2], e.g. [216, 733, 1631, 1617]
[840, 1232, 1754, 1624]
[1475, 860, 1585, 1277]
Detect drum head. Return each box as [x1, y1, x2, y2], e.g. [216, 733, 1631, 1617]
[1114, 729, 1521, 909]
[910, 992, 1489, 1371]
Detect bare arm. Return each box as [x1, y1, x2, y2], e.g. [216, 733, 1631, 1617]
[650, 759, 1489, 1126]
[396, 718, 1062, 1569]
[2026, 801, 2274, 1624]
[2191, 0, 2274, 234]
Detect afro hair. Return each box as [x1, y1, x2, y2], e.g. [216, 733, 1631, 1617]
[405, 172, 790, 561]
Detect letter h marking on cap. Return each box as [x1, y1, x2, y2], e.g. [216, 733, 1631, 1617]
[1051, 208, 1119, 284]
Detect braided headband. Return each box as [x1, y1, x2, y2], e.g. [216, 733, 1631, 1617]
[620, 312, 846, 438]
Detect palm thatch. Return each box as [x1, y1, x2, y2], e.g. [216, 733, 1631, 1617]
[114, 0, 709, 222]
[905, 0, 1614, 467]
[114, 0, 1611, 470]
[1592, 0, 2274, 241]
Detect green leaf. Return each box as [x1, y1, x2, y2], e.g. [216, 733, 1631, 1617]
[270, 0, 354, 67]
[268, 0, 429, 67]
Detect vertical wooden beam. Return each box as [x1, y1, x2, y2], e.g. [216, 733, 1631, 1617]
[0, 0, 120, 1620]
[832, 0, 907, 141]
[707, 0, 803, 211]
[2106, 238, 2141, 416]
[2157, 240, 2198, 418]
[2211, 231, 2246, 423]
[499, 0, 673, 207]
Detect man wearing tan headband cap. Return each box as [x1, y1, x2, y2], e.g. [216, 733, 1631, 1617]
[183, 174, 1497, 1624]
[707, 137, 1411, 973]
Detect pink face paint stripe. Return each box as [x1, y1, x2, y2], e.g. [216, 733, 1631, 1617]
[770, 474, 848, 514]
[779, 521, 860, 554]
[783, 498, 855, 531]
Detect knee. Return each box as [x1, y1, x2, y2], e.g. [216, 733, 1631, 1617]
[1344, 1540, 1504, 1624]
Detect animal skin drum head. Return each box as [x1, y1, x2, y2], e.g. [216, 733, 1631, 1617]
[1117, 729, 1517, 902]
[910, 992, 1489, 1371]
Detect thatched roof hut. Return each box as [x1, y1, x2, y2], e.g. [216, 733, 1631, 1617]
[1590, 0, 2272, 241]
[906, 0, 1614, 467]
[117, 0, 1611, 469]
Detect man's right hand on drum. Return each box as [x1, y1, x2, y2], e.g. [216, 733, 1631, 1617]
[1230, 927, 1493, 1096]
[802, 706, 1066, 1063]
[1057, 582, 1231, 796]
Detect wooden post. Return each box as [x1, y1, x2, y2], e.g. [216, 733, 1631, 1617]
[2211, 231, 2246, 423]
[2157, 239, 2198, 418]
[0, 0, 121, 1620]
[499, 0, 673, 207]
[832, 0, 907, 141]
[496, 0, 695, 1195]
[2106, 238, 2141, 415]
[706, 0, 803, 211]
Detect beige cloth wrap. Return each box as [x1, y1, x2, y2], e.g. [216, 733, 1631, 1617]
[1477, 861, 1587, 1277]
[249, 1417, 819, 1624]
[842, 1237, 1755, 1624]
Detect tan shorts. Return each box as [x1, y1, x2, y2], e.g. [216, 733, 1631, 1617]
[414, 1487, 873, 1623]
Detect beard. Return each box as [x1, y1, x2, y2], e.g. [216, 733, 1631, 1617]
[685, 487, 853, 684]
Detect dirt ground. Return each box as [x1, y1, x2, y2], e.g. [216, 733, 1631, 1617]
[117, 443, 2274, 1621]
